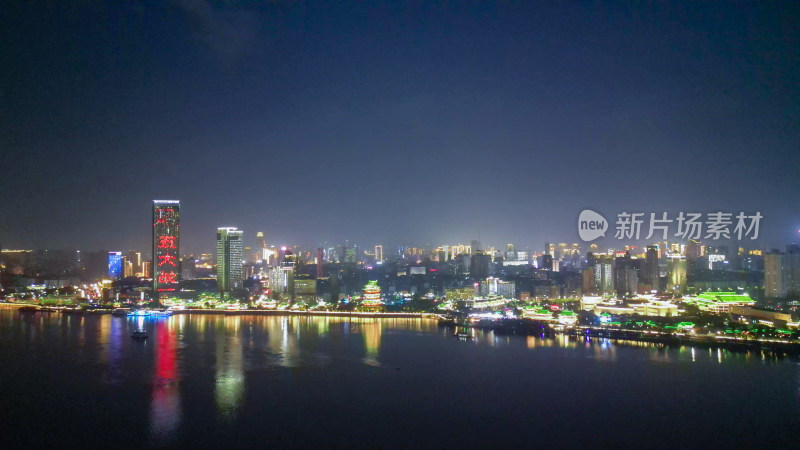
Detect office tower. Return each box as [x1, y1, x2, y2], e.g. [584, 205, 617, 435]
[667, 255, 687, 295]
[785, 245, 800, 297]
[281, 250, 296, 299]
[644, 245, 660, 292]
[142, 261, 152, 279]
[181, 256, 196, 280]
[107, 252, 122, 279]
[614, 251, 635, 297]
[470, 251, 490, 279]
[374, 245, 383, 263]
[764, 251, 785, 298]
[126, 251, 142, 276]
[592, 254, 614, 295]
[505, 244, 516, 261]
[153, 200, 180, 293]
[256, 232, 268, 261]
[293, 274, 317, 305]
[216, 227, 244, 292]
[124, 258, 134, 277]
[540, 254, 553, 271]
[582, 266, 595, 294]
[344, 248, 356, 263]
[480, 277, 515, 298]
[316, 248, 324, 278]
[686, 239, 702, 260]
[471, 240, 481, 253]
[557, 243, 568, 261]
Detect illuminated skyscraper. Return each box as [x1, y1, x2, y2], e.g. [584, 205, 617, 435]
[592, 254, 614, 295]
[614, 251, 636, 297]
[126, 251, 142, 276]
[374, 245, 383, 263]
[108, 251, 122, 279]
[686, 239, 702, 260]
[764, 251, 785, 298]
[785, 245, 800, 297]
[667, 255, 687, 295]
[470, 251, 490, 279]
[153, 200, 180, 294]
[644, 245, 660, 292]
[294, 274, 317, 305]
[505, 244, 516, 261]
[216, 227, 244, 292]
[256, 232, 267, 261]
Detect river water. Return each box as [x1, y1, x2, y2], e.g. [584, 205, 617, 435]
[1, 309, 798, 448]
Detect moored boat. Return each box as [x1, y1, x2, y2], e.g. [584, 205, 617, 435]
[132, 330, 148, 339]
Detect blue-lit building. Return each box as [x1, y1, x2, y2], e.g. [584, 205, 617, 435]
[108, 251, 123, 279]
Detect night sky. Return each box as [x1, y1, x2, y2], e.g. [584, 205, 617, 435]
[2, 1, 799, 254]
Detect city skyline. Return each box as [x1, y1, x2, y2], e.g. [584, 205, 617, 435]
[4, 3, 800, 448]
[2, 2, 799, 252]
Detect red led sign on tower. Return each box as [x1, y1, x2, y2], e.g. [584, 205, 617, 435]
[158, 254, 177, 267]
[153, 201, 180, 293]
[158, 271, 178, 284]
[158, 236, 177, 249]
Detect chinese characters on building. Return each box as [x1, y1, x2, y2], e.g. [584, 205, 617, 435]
[153, 201, 180, 292]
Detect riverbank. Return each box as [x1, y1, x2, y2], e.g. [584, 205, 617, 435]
[173, 309, 438, 319]
[2, 302, 439, 319]
[440, 318, 800, 354]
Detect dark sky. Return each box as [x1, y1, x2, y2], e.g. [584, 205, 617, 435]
[2, 1, 799, 254]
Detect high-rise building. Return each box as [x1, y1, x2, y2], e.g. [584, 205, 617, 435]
[344, 248, 356, 263]
[142, 261, 152, 279]
[317, 247, 325, 278]
[293, 274, 317, 305]
[152, 200, 180, 293]
[592, 254, 614, 295]
[374, 245, 383, 263]
[107, 251, 122, 279]
[505, 244, 516, 261]
[686, 239, 702, 260]
[124, 258, 134, 278]
[644, 245, 660, 292]
[764, 251, 784, 298]
[540, 254, 553, 271]
[216, 227, 244, 292]
[471, 240, 481, 253]
[126, 251, 142, 276]
[470, 251, 491, 279]
[785, 245, 800, 297]
[256, 232, 268, 262]
[667, 255, 687, 295]
[614, 251, 636, 297]
[479, 277, 515, 298]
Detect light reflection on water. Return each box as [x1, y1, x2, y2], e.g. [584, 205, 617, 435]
[149, 319, 181, 446]
[2, 309, 799, 448]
